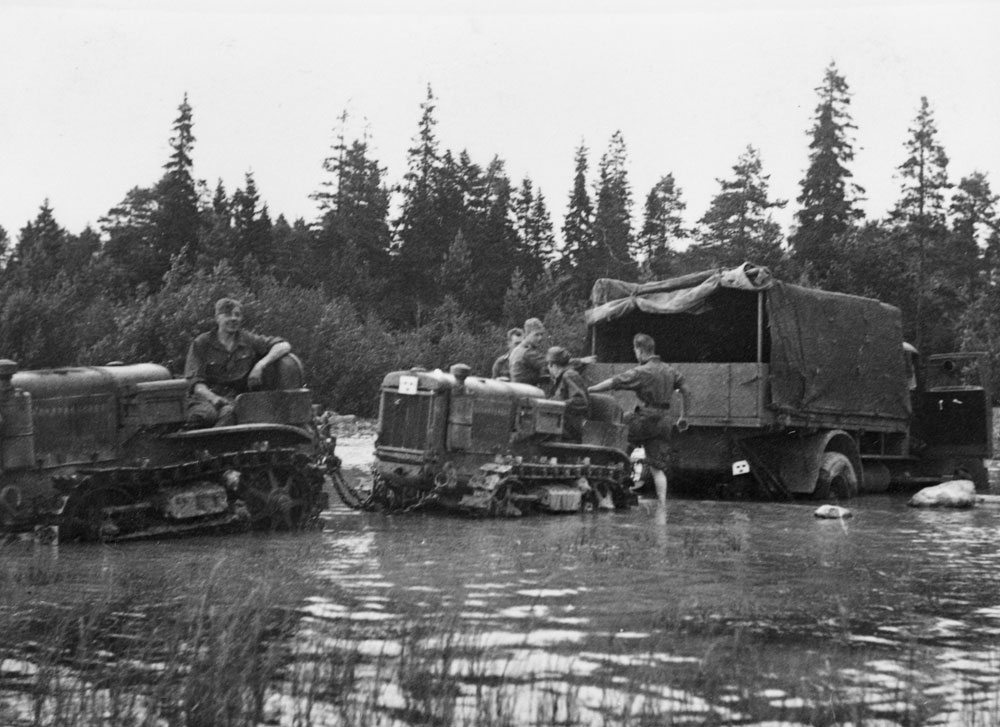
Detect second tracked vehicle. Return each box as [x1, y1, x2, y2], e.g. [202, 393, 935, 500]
[337, 364, 638, 516]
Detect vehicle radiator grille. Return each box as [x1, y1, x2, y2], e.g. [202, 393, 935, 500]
[380, 392, 432, 450]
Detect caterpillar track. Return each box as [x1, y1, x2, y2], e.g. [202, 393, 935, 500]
[51, 447, 329, 542]
[334, 454, 635, 517]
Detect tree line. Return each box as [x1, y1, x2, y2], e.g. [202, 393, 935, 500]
[1, 62, 998, 416]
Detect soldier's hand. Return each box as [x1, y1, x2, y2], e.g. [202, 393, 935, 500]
[248, 364, 264, 389]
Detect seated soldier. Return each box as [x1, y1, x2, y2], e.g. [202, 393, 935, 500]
[545, 346, 590, 443]
[184, 297, 291, 427]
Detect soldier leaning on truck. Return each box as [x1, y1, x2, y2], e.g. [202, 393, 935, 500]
[588, 333, 690, 503]
[184, 297, 291, 428]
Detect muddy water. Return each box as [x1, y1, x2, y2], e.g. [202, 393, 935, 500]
[5, 434, 1000, 726]
[304, 488, 1000, 725]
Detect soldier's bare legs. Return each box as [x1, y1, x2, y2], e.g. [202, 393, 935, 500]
[650, 465, 667, 503]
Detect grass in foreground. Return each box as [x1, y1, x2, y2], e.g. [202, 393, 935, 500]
[1, 537, 999, 727]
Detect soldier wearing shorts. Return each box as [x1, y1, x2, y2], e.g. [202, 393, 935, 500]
[588, 333, 690, 503]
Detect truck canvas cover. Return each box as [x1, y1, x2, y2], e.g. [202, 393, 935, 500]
[586, 263, 910, 423]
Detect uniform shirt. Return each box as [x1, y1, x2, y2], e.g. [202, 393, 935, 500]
[491, 351, 512, 379]
[509, 341, 547, 386]
[549, 368, 590, 417]
[184, 329, 287, 397]
[609, 355, 684, 409]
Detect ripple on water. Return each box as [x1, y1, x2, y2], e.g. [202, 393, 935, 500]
[516, 588, 580, 598]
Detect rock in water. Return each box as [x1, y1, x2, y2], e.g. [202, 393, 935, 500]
[908, 479, 976, 508]
[814, 504, 853, 519]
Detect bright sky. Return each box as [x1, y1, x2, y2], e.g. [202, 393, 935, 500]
[2, 0, 998, 244]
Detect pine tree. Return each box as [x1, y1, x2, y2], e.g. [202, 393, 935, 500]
[791, 62, 864, 281]
[590, 130, 636, 281]
[891, 96, 952, 349]
[692, 145, 787, 270]
[636, 173, 688, 278]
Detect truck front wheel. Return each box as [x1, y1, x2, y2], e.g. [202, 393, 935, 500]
[814, 452, 858, 500]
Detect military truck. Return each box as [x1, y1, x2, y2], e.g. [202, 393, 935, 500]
[583, 263, 993, 498]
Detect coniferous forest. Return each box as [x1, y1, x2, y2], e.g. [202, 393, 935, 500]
[2, 63, 998, 417]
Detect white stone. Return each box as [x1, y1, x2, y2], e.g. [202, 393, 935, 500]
[814, 504, 853, 519]
[908, 479, 976, 508]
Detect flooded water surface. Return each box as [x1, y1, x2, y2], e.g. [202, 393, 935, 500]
[4, 447, 1000, 726]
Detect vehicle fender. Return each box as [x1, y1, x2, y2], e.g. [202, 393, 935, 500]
[743, 430, 860, 495]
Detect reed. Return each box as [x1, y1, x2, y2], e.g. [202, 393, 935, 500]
[1, 539, 998, 727]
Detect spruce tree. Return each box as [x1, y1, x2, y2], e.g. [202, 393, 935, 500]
[951, 172, 996, 290]
[560, 143, 595, 299]
[692, 145, 787, 270]
[11, 200, 66, 281]
[468, 156, 519, 321]
[636, 173, 688, 278]
[438, 229, 474, 309]
[313, 118, 392, 298]
[891, 96, 952, 349]
[101, 95, 202, 292]
[231, 172, 273, 275]
[100, 186, 160, 293]
[0, 224, 9, 268]
[590, 130, 636, 281]
[528, 189, 557, 269]
[154, 93, 201, 271]
[513, 178, 553, 280]
[791, 62, 864, 281]
[199, 180, 233, 271]
[312, 109, 350, 216]
[393, 85, 447, 324]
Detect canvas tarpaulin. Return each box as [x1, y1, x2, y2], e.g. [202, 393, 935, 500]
[765, 282, 910, 421]
[585, 263, 774, 325]
[585, 264, 911, 422]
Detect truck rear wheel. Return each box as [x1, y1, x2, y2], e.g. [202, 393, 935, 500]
[814, 452, 858, 500]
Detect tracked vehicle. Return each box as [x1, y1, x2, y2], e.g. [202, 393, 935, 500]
[0, 357, 339, 542]
[339, 364, 637, 516]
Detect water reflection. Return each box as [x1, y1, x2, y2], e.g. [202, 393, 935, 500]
[3, 493, 1000, 725]
[291, 495, 1000, 724]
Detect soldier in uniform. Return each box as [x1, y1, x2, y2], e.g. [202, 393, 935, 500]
[545, 346, 590, 442]
[491, 327, 524, 380]
[509, 318, 549, 386]
[184, 297, 291, 427]
[588, 333, 690, 503]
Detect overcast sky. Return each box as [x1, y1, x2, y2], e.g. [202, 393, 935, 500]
[2, 0, 998, 244]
